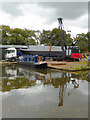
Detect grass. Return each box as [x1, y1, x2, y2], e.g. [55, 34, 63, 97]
[74, 66, 88, 70]
[79, 62, 88, 65]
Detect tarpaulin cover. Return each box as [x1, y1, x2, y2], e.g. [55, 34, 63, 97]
[71, 53, 82, 58]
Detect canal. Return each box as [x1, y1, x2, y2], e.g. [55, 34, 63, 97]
[0, 64, 89, 118]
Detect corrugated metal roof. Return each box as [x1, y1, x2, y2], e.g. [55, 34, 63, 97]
[0, 45, 79, 51]
[0, 45, 28, 49]
[28, 45, 62, 51]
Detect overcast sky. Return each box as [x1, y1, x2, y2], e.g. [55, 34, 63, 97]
[0, 1, 89, 37]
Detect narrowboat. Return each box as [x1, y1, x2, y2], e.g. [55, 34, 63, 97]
[17, 55, 47, 68]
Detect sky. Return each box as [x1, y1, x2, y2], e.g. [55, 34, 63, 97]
[0, 0, 89, 37]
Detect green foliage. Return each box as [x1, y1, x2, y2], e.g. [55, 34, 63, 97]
[0, 25, 36, 45]
[40, 28, 70, 46]
[25, 38, 36, 45]
[66, 34, 73, 46]
[76, 33, 88, 53]
[86, 32, 90, 52]
[0, 25, 89, 53]
[40, 30, 51, 45]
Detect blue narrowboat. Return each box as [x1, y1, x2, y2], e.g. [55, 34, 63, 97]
[17, 55, 47, 68]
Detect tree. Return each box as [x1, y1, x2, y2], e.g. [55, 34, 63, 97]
[76, 33, 88, 53]
[86, 32, 90, 53]
[0, 25, 37, 45]
[66, 33, 73, 46]
[40, 30, 51, 45]
[1, 25, 10, 44]
[40, 28, 72, 47]
[25, 37, 36, 45]
[50, 28, 67, 46]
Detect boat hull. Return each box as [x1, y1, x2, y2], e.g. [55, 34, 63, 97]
[17, 61, 47, 68]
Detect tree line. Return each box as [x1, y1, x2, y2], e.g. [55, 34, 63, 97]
[0, 25, 89, 53]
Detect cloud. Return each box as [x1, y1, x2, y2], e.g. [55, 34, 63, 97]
[37, 2, 88, 22]
[1, 2, 88, 22]
[0, 2, 88, 36]
[0, 3, 57, 30]
[18, 3, 57, 25]
[63, 13, 88, 37]
[10, 13, 46, 30]
[0, 0, 89, 2]
[64, 13, 88, 29]
[1, 2, 24, 16]
[17, 2, 88, 30]
[9, 12, 57, 31]
[0, 10, 11, 25]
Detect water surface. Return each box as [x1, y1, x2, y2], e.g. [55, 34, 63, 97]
[0, 64, 89, 118]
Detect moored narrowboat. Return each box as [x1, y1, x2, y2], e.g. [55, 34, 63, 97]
[17, 55, 47, 68]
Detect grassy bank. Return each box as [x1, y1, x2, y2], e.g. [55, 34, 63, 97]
[47, 59, 90, 72]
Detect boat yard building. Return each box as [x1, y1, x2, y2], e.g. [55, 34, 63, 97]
[0, 45, 80, 61]
[20, 45, 80, 61]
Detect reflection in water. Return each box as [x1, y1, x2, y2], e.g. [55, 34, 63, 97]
[1, 64, 88, 118]
[71, 78, 79, 88]
[1, 64, 88, 108]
